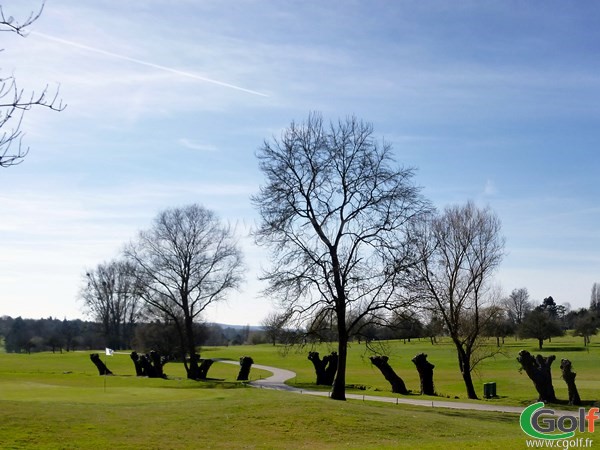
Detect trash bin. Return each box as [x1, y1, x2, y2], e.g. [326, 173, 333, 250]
[483, 382, 496, 398]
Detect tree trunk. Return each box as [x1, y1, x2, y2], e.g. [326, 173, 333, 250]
[560, 359, 581, 406]
[308, 351, 338, 385]
[517, 350, 557, 403]
[237, 356, 254, 381]
[456, 344, 478, 399]
[131, 351, 168, 378]
[308, 352, 327, 385]
[538, 338, 543, 350]
[331, 335, 347, 400]
[130, 351, 144, 376]
[184, 314, 200, 380]
[149, 350, 166, 378]
[90, 353, 113, 376]
[323, 352, 338, 385]
[140, 354, 155, 377]
[461, 367, 478, 400]
[411, 353, 435, 396]
[198, 359, 214, 379]
[370, 356, 409, 395]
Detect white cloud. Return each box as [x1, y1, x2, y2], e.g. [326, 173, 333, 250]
[31, 31, 269, 97]
[178, 138, 218, 152]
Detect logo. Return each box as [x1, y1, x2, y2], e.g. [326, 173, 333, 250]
[520, 402, 599, 440]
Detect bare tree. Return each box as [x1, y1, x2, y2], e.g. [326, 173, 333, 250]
[81, 259, 142, 349]
[261, 311, 290, 346]
[125, 204, 244, 380]
[591, 282, 600, 313]
[408, 202, 505, 399]
[503, 287, 532, 327]
[481, 305, 514, 347]
[252, 113, 430, 400]
[1, 2, 65, 168]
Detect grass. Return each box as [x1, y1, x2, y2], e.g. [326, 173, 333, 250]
[0, 388, 531, 449]
[0, 336, 597, 448]
[206, 335, 600, 408]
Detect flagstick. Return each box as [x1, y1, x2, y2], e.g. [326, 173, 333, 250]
[103, 348, 113, 393]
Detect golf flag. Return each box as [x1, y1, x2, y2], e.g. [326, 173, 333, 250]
[105, 348, 114, 356]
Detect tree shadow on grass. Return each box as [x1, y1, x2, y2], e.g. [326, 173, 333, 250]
[434, 409, 517, 424]
[534, 347, 588, 352]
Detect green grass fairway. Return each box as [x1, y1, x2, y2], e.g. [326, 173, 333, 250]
[207, 335, 600, 408]
[0, 337, 597, 448]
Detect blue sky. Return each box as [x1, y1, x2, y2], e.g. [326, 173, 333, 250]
[1, 1, 599, 325]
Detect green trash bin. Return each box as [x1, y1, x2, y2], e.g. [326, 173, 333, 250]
[483, 382, 496, 398]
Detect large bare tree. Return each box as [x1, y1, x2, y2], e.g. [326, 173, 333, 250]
[125, 204, 244, 380]
[591, 282, 600, 313]
[252, 113, 430, 400]
[81, 259, 142, 350]
[503, 287, 532, 327]
[408, 201, 505, 399]
[1, 2, 64, 168]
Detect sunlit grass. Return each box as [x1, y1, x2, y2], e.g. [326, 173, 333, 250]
[0, 336, 597, 448]
[0, 389, 533, 450]
[208, 335, 600, 407]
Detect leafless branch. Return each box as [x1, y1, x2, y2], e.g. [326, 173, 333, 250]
[0, 2, 66, 168]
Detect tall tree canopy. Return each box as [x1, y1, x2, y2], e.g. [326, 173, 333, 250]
[125, 204, 244, 380]
[503, 287, 532, 326]
[252, 113, 430, 400]
[408, 202, 505, 399]
[519, 308, 564, 350]
[81, 259, 142, 350]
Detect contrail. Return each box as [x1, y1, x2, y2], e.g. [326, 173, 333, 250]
[32, 31, 269, 97]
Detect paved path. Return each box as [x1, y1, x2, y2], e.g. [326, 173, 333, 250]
[216, 360, 575, 417]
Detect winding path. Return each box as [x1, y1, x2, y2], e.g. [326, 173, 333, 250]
[216, 360, 575, 417]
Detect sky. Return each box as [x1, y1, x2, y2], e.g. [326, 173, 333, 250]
[1, 1, 599, 325]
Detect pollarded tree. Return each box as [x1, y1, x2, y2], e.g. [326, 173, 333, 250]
[408, 202, 505, 399]
[80, 259, 142, 350]
[252, 113, 431, 400]
[125, 204, 244, 380]
[1, 2, 64, 168]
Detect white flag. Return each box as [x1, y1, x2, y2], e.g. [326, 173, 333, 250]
[105, 348, 114, 356]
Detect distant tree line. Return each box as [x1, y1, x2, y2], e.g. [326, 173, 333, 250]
[0, 316, 270, 354]
[0, 316, 102, 353]
[2, 286, 597, 357]
[261, 287, 599, 351]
